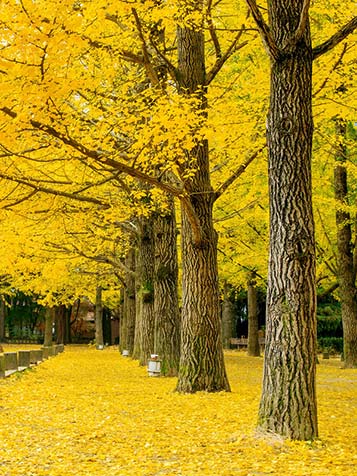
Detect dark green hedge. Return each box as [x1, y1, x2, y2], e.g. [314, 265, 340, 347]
[317, 337, 343, 354]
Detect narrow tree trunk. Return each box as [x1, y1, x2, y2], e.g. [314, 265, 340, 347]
[175, 20, 230, 393]
[0, 297, 6, 342]
[95, 286, 104, 349]
[247, 273, 260, 356]
[132, 216, 155, 365]
[120, 247, 136, 355]
[55, 304, 66, 345]
[257, 1, 318, 439]
[334, 119, 357, 368]
[65, 305, 71, 344]
[154, 196, 180, 376]
[43, 307, 54, 347]
[221, 282, 236, 349]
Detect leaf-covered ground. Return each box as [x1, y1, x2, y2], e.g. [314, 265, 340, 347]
[0, 346, 356, 476]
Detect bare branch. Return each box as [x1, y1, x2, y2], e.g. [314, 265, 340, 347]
[0, 171, 107, 207]
[206, 0, 222, 60]
[313, 43, 348, 98]
[47, 241, 133, 277]
[206, 30, 248, 85]
[313, 16, 357, 60]
[2, 190, 38, 209]
[214, 146, 264, 200]
[317, 282, 339, 299]
[131, 8, 161, 87]
[245, 0, 279, 61]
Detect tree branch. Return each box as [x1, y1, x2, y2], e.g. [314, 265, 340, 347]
[0, 107, 185, 199]
[313, 43, 348, 98]
[0, 171, 108, 207]
[206, 31, 248, 85]
[312, 16, 357, 60]
[206, 0, 222, 60]
[289, 0, 310, 48]
[131, 8, 161, 87]
[214, 146, 264, 200]
[245, 0, 280, 61]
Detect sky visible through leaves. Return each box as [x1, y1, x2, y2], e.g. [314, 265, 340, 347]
[0, 346, 356, 476]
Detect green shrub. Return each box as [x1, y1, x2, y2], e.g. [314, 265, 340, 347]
[317, 337, 343, 354]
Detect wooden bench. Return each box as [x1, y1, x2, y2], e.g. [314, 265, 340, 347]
[230, 337, 265, 350]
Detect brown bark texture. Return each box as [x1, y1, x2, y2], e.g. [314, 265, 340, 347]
[95, 286, 104, 348]
[153, 196, 180, 376]
[132, 216, 155, 365]
[175, 23, 230, 393]
[0, 298, 6, 342]
[120, 247, 136, 354]
[221, 282, 236, 349]
[43, 307, 54, 347]
[258, 0, 318, 439]
[247, 274, 260, 356]
[334, 120, 357, 368]
[55, 304, 66, 345]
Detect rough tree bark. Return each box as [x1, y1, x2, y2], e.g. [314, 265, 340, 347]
[132, 216, 155, 365]
[247, 0, 318, 439]
[247, 0, 357, 439]
[221, 282, 236, 349]
[55, 304, 67, 345]
[175, 20, 230, 392]
[154, 196, 180, 376]
[247, 272, 260, 357]
[43, 307, 54, 347]
[95, 286, 104, 349]
[120, 247, 136, 355]
[0, 297, 6, 342]
[334, 119, 357, 368]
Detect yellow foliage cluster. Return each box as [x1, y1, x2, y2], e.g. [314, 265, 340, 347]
[0, 346, 356, 475]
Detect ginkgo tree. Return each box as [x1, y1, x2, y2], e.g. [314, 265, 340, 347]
[0, 0, 264, 393]
[246, 0, 357, 440]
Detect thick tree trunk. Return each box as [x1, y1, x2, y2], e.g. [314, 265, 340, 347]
[247, 273, 260, 357]
[153, 196, 180, 376]
[175, 21, 230, 392]
[221, 282, 236, 349]
[43, 307, 54, 347]
[120, 248, 136, 354]
[132, 216, 155, 365]
[95, 286, 104, 349]
[334, 120, 357, 368]
[258, 1, 318, 439]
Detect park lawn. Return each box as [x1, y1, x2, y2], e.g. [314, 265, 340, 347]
[0, 346, 356, 476]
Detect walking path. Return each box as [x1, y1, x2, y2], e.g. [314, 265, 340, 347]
[0, 346, 356, 476]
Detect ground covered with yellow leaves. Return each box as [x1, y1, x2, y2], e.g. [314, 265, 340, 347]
[0, 346, 356, 476]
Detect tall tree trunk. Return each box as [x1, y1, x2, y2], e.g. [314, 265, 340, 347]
[95, 286, 104, 349]
[221, 282, 236, 349]
[175, 19, 230, 392]
[334, 119, 357, 368]
[153, 196, 180, 376]
[132, 216, 155, 365]
[55, 304, 66, 345]
[255, 1, 318, 439]
[43, 307, 54, 347]
[120, 247, 136, 354]
[247, 273, 260, 356]
[65, 305, 71, 344]
[0, 296, 6, 342]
